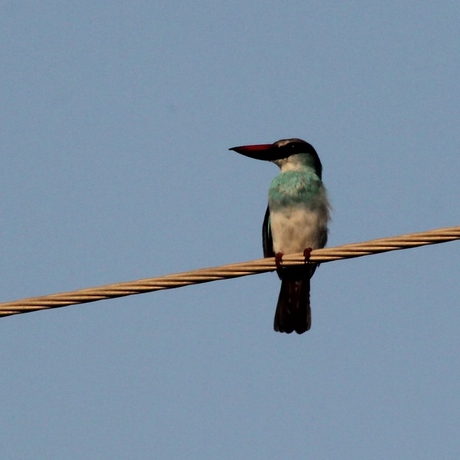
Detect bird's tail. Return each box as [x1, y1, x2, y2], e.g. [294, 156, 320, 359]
[274, 265, 315, 334]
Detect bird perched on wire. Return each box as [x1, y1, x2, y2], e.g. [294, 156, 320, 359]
[230, 138, 330, 334]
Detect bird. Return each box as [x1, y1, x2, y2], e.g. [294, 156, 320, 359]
[229, 138, 330, 334]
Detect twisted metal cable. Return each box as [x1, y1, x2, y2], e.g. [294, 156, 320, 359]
[1, 225, 459, 318]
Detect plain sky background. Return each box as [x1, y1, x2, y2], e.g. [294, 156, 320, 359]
[1, 1, 460, 458]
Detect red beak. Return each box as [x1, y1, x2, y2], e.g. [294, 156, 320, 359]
[229, 143, 279, 161]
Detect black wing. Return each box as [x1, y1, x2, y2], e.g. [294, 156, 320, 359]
[262, 205, 274, 258]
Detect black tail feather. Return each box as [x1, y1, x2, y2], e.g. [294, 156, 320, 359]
[274, 265, 315, 334]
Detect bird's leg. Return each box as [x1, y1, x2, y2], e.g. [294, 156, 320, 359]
[275, 252, 284, 270]
[303, 248, 312, 264]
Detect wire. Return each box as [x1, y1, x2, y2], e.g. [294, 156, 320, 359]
[0, 225, 459, 318]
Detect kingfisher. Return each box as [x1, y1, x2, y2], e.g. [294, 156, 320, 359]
[230, 138, 330, 334]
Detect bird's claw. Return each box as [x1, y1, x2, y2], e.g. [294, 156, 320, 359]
[275, 252, 284, 270]
[303, 247, 312, 264]
[275, 249, 312, 269]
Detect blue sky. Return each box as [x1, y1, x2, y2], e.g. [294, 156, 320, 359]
[1, 1, 460, 458]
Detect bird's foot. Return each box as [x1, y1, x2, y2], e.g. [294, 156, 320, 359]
[275, 252, 284, 270]
[303, 247, 312, 264]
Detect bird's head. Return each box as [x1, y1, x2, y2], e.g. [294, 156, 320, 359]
[229, 138, 322, 177]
